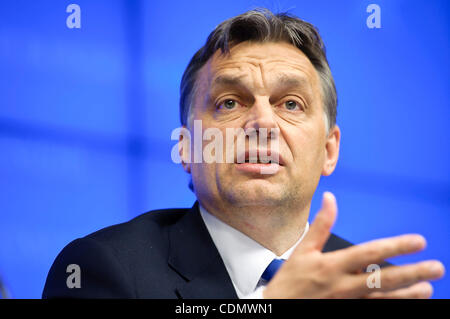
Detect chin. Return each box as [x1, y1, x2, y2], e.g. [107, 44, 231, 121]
[221, 179, 287, 206]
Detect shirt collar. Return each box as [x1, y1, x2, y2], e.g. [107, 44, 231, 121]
[199, 204, 309, 298]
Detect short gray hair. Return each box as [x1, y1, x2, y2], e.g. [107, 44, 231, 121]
[180, 8, 337, 130]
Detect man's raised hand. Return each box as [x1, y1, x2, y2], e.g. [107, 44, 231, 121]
[263, 192, 445, 299]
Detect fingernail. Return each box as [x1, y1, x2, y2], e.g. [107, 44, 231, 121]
[421, 284, 432, 298]
[430, 263, 443, 277]
[420, 284, 431, 296]
[323, 191, 335, 203]
[409, 236, 424, 249]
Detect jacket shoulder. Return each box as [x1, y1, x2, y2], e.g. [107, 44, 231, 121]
[323, 233, 354, 252]
[43, 207, 191, 298]
[84, 207, 189, 245]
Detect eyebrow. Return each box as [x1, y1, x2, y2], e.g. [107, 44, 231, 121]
[274, 74, 311, 91]
[207, 73, 314, 108]
[211, 74, 248, 88]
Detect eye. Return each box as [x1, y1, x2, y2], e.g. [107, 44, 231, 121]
[218, 99, 239, 110]
[283, 100, 301, 111]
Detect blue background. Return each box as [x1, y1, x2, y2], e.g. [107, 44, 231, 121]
[0, 0, 448, 298]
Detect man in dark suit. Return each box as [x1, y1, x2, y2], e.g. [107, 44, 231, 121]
[43, 9, 444, 299]
[42, 201, 354, 298]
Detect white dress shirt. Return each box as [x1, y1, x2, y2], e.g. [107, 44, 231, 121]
[199, 204, 309, 299]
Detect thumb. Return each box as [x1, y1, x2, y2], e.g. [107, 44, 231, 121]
[301, 192, 338, 251]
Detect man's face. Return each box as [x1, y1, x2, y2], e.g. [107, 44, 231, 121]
[184, 41, 339, 211]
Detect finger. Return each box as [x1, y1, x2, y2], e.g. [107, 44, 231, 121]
[333, 234, 427, 272]
[348, 260, 445, 296]
[365, 281, 433, 299]
[300, 192, 337, 252]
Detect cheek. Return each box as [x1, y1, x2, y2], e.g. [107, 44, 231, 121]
[191, 163, 217, 192]
[285, 126, 325, 168]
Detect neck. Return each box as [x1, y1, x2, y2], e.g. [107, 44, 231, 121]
[200, 200, 310, 256]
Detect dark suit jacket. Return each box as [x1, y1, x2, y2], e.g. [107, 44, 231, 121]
[42, 201, 355, 299]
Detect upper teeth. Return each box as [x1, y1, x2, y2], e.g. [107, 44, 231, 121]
[244, 159, 276, 164]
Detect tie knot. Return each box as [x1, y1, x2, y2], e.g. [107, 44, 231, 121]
[261, 258, 285, 282]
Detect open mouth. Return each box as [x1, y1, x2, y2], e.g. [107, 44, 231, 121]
[239, 158, 279, 164]
[234, 150, 284, 174]
[235, 150, 284, 166]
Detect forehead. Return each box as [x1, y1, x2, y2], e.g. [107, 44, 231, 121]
[198, 41, 320, 88]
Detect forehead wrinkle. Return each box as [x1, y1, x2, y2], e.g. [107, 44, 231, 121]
[209, 65, 264, 93]
[215, 41, 319, 81]
[205, 47, 320, 99]
[259, 62, 268, 93]
[213, 57, 318, 89]
[214, 58, 260, 68]
[266, 61, 318, 83]
[216, 49, 314, 69]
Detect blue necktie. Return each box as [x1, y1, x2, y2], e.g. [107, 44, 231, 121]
[261, 259, 285, 282]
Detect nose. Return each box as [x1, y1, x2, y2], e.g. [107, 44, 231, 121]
[243, 97, 279, 138]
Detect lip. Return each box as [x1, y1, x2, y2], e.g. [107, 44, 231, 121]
[234, 149, 285, 174]
[234, 162, 281, 174]
[235, 149, 285, 166]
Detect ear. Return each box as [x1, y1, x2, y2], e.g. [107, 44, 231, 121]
[179, 125, 192, 174]
[322, 124, 341, 176]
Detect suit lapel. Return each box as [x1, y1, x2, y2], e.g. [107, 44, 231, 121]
[168, 201, 238, 299]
